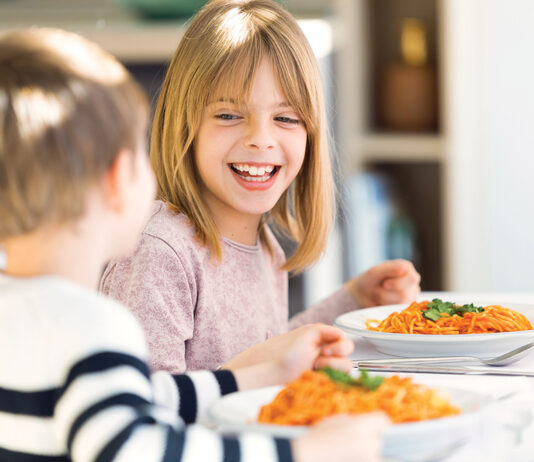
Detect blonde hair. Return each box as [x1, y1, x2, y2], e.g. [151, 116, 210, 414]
[151, 0, 335, 272]
[0, 28, 147, 240]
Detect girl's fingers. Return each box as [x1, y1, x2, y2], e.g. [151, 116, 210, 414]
[376, 286, 421, 305]
[369, 259, 413, 281]
[320, 338, 354, 357]
[309, 323, 347, 343]
[314, 356, 353, 372]
[382, 269, 421, 291]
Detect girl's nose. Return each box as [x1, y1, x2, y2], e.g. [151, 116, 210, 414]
[245, 120, 275, 151]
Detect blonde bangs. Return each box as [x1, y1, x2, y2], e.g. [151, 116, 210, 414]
[206, 45, 261, 109]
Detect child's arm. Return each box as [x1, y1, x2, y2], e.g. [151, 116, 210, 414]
[343, 259, 421, 308]
[223, 324, 354, 387]
[151, 368, 239, 424]
[54, 353, 292, 461]
[290, 259, 420, 328]
[153, 369, 387, 462]
[49, 301, 295, 462]
[148, 324, 352, 426]
[54, 325, 383, 462]
[148, 325, 386, 462]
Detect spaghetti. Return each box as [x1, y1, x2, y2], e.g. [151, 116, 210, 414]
[366, 300, 533, 334]
[258, 370, 460, 425]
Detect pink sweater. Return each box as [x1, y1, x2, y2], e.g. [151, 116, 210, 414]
[100, 201, 359, 373]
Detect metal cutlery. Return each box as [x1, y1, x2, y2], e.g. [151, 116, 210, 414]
[353, 363, 534, 376]
[353, 341, 534, 369]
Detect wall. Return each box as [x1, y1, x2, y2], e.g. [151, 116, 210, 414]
[445, 0, 534, 291]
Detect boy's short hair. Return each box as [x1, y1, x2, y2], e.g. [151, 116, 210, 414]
[0, 28, 148, 239]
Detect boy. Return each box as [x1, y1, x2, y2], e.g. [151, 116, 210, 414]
[0, 28, 386, 461]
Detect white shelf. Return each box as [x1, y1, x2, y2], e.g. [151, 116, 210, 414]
[335, 0, 446, 290]
[0, 3, 186, 62]
[0, 3, 332, 63]
[353, 133, 444, 163]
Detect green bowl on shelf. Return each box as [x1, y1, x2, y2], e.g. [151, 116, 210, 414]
[117, 0, 208, 19]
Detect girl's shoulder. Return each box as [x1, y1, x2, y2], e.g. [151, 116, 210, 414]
[101, 201, 208, 287]
[141, 200, 199, 252]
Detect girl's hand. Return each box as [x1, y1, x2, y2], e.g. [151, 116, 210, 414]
[346, 259, 421, 308]
[292, 413, 390, 462]
[225, 324, 354, 390]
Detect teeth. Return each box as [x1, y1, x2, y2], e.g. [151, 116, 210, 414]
[231, 163, 276, 177]
[237, 174, 271, 182]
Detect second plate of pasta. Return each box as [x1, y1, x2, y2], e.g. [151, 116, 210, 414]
[334, 299, 534, 357]
[208, 379, 491, 461]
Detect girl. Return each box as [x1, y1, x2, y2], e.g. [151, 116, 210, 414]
[101, 0, 420, 373]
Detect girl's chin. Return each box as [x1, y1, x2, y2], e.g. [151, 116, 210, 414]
[236, 208, 274, 218]
[232, 200, 279, 218]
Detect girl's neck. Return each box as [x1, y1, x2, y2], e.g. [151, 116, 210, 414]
[211, 209, 262, 245]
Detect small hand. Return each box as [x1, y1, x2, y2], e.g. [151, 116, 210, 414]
[292, 412, 390, 462]
[346, 259, 421, 308]
[226, 324, 354, 390]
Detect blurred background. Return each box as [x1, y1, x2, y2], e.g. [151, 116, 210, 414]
[2, 0, 534, 313]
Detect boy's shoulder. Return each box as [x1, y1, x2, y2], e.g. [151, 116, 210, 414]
[0, 275, 146, 355]
[0, 275, 148, 382]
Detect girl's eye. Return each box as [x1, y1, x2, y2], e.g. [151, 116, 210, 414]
[275, 116, 300, 125]
[215, 113, 241, 120]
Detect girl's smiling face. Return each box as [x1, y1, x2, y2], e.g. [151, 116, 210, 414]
[194, 58, 307, 243]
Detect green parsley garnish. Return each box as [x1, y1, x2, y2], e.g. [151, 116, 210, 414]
[422, 298, 484, 322]
[318, 367, 384, 391]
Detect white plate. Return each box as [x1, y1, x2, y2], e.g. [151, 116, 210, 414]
[334, 300, 534, 357]
[208, 384, 491, 461]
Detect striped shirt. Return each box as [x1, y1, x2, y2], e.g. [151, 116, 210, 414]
[0, 274, 293, 461]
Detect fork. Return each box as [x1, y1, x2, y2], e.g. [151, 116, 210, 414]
[353, 341, 534, 368]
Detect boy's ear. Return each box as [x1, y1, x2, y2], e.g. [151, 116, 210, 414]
[103, 149, 134, 212]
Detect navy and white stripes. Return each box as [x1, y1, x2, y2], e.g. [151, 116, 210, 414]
[0, 274, 293, 462]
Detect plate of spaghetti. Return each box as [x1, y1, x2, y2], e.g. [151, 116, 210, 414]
[208, 368, 490, 460]
[334, 298, 534, 357]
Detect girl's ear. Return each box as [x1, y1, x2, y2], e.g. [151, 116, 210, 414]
[103, 149, 134, 213]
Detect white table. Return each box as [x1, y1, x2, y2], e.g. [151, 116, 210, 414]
[348, 293, 534, 462]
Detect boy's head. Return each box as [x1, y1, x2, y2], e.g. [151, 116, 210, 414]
[151, 0, 335, 272]
[0, 28, 151, 243]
